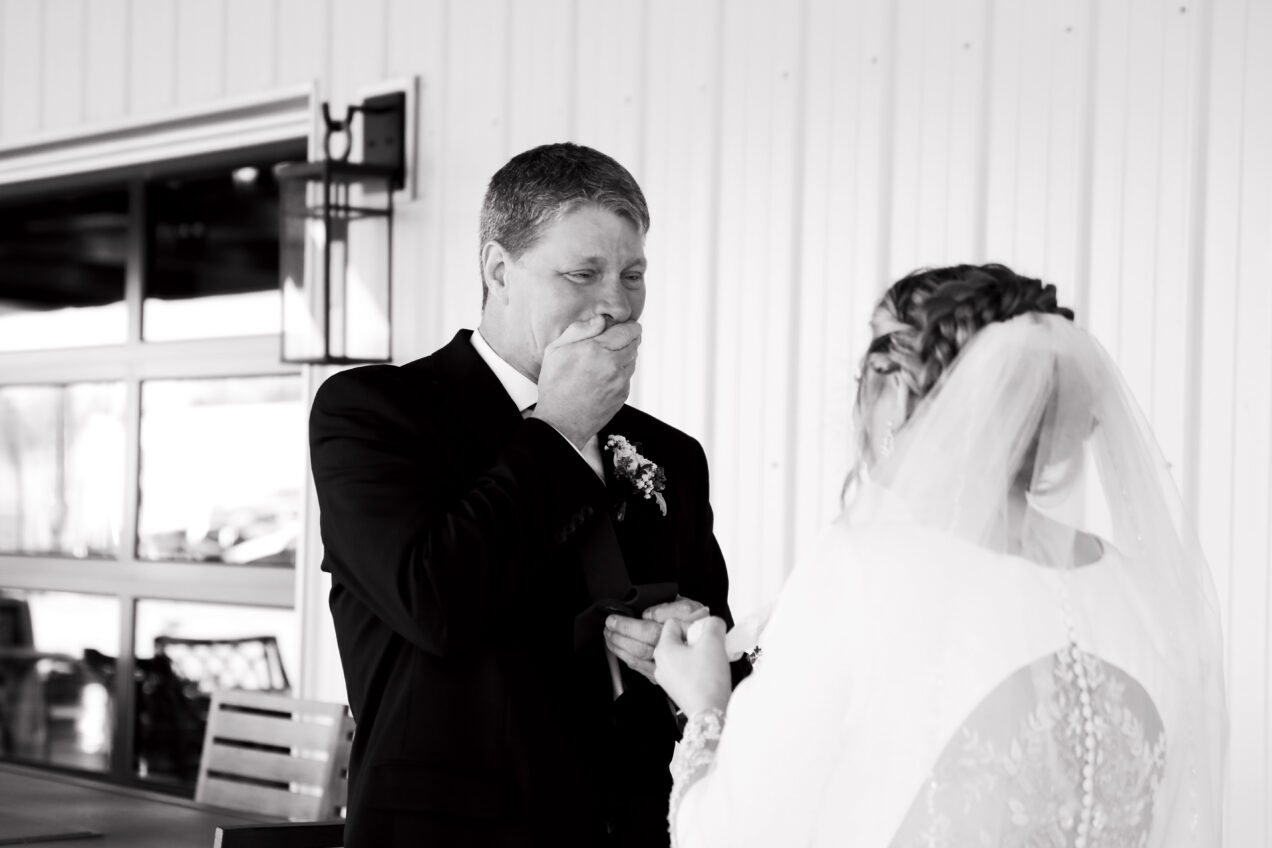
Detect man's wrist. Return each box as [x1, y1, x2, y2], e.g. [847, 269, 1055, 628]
[529, 410, 591, 452]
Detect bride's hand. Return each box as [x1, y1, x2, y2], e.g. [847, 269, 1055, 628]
[653, 616, 732, 716]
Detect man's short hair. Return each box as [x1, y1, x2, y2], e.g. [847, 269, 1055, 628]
[478, 142, 650, 307]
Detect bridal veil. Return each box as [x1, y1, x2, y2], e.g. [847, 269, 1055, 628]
[672, 313, 1225, 847]
[848, 312, 1227, 844]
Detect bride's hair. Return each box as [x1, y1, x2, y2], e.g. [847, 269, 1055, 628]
[866, 263, 1074, 403]
[847, 264, 1075, 499]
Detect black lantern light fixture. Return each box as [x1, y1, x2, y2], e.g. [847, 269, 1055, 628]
[276, 92, 406, 364]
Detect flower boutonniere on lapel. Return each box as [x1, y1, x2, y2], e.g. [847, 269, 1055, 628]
[605, 434, 667, 521]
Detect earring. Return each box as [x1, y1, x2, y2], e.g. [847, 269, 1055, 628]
[882, 421, 895, 458]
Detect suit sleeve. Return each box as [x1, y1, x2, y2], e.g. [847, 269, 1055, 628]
[309, 367, 606, 659]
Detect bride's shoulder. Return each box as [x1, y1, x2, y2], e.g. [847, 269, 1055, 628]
[812, 520, 968, 568]
[800, 521, 1026, 605]
[777, 522, 940, 608]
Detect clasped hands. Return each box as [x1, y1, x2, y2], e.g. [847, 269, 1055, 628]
[605, 598, 733, 716]
[535, 317, 734, 716]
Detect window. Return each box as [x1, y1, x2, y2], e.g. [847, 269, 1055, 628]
[138, 376, 302, 565]
[0, 590, 119, 773]
[0, 189, 129, 352]
[0, 140, 307, 793]
[0, 382, 126, 556]
[143, 163, 286, 342]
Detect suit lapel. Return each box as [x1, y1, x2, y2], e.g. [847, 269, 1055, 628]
[599, 409, 659, 583]
[599, 408, 642, 512]
[597, 419, 624, 515]
[425, 330, 525, 458]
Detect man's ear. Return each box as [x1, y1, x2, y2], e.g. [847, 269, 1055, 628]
[482, 242, 511, 305]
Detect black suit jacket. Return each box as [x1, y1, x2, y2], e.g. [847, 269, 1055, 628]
[309, 330, 739, 847]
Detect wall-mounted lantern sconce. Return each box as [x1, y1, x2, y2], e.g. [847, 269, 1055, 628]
[276, 92, 405, 364]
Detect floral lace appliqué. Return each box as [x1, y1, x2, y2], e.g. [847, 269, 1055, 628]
[890, 649, 1167, 848]
[668, 707, 725, 848]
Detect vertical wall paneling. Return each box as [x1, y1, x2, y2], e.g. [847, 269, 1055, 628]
[129, 0, 177, 115]
[887, 0, 921, 276]
[790, 0, 838, 568]
[707, 0, 754, 613]
[640, 0, 722, 442]
[889, 0, 987, 275]
[1226, 0, 1272, 839]
[1180, 0, 1213, 535]
[225, 0, 278, 96]
[981, 0, 1026, 272]
[84, 0, 129, 122]
[1, 0, 42, 138]
[1115, 1, 1169, 452]
[1198, 0, 1244, 648]
[387, 0, 449, 363]
[435, 0, 509, 340]
[848, 0, 899, 370]
[886, 0, 925, 277]
[330, 0, 386, 108]
[1038, 0, 1089, 296]
[40, 0, 84, 131]
[573, 0, 646, 183]
[940, 0, 989, 267]
[175, 0, 225, 106]
[1150, 5, 1203, 492]
[1084, 0, 1132, 358]
[982, 0, 1089, 288]
[788, 0, 889, 572]
[1071, 0, 1100, 322]
[707, 0, 804, 615]
[506, 0, 573, 155]
[758, 0, 803, 606]
[1010, 0, 1060, 277]
[275, 0, 329, 89]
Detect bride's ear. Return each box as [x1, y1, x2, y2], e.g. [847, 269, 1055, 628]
[888, 372, 915, 429]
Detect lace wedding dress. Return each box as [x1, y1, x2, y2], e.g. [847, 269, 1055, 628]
[670, 315, 1226, 847]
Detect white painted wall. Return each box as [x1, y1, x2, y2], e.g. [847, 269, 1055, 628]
[2, 0, 1267, 838]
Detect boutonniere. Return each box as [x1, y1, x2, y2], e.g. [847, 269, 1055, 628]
[605, 434, 667, 520]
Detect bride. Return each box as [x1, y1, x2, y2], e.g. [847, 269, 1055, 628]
[653, 264, 1227, 847]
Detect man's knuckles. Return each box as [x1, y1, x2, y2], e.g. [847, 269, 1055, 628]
[607, 614, 660, 638]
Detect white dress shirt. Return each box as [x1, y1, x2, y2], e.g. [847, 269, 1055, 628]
[470, 329, 605, 481]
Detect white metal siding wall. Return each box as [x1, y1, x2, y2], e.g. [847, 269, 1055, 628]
[2, 0, 1268, 839]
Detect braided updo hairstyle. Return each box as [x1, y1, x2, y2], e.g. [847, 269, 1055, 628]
[850, 264, 1075, 488]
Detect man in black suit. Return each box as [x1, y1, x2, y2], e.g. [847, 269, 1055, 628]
[309, 143, 741, 847]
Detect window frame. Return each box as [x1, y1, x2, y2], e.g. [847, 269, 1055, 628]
[0, 133, 310, 785]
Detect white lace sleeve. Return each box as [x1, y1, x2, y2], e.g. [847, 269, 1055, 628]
[667, 707, 725, 848]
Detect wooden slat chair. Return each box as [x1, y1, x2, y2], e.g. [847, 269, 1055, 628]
[196, 690, 354, 822]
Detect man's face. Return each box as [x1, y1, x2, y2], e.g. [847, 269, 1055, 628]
[494, 203, 646, 381]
